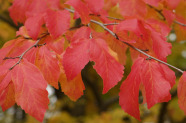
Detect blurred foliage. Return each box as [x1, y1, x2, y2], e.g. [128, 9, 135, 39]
[0, 0, 186, 123]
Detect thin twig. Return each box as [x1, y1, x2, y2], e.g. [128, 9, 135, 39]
[106, 16, 123, 21]
[6, 33, 49, 70]
[103, 23, 119, 26]
[149, 5, 186, 27]
[9, 39, 40, 70]
[174, 20, 186, 27]
[89, 20, 184, 73]
[65, 8, 184, 73]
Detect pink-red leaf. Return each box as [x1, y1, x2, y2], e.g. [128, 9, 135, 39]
[66, 0, 90, 24]
[63, 39, 90, 80]
[119, 0, 147, 17]
[45, 9, 70, 39]
[85, 0, 104, 14]
[119, 57, 143, 120]
[178, 72, 186, 115]
[35, 46, 60, 89]
[89, 39, 124, 93]
[119, 57, 173, 120]
[0, 82, 15, 111]
[25, 14, 44, 40]
[11, 60, 49, 122]
[63, 38, 124, 93]
[8, 0, 30, 24]
[142, 60, 172, 108]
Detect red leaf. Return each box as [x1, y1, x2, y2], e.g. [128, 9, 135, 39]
[45, 36, 66, 54]
[84, 0, 104, 14]
[66, 0, 90, 24]
[8, 0, 30, 24]
[165, 0, 181, 9]
[119, 0, 147, 18]
[159, 64, 176, 87]
[0, 82, 15, 111]
[151, 31, 172, 61]
[11, 60, 49, 122]
[143, 0, 161, 7]
[162, 9, 176, 25]
[25, 14, 44, 40]
[71, 27, 91, 42]
[0, 61, 16, 111]
[59, 73, 85, 101]
[178, 72, 186, 115]
[89, 39, 124, 93]
[26, 0, 48, 17]
[119, 57, 173, 120]
[63, 38, 124, 93]
[35, 46, 60, 89]
[141, 60, 172, 108]
[119, 57, 143, 120]
[63, 39, 90, 80]
[45, 9, 71, 39]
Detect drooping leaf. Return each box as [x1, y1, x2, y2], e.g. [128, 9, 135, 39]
[71, 27, 91, 42]
[0, 61, 16, 111]
[8, 0, 30, 24]
[44, 36, 66, 54]
[119, 0, 147, 18]
[143, 0, 161, 7]
[0, 82, 15, 111]
[63, 39, 90, 80]
[35, 46, 60, 89]
[25, 14, 44, 40]
[11, 60, 49, 122]
[141, 59, 172, 108]
[63, 38, 124, 93]
[84, 0, 104, 15]
[45, 9, 71, 39]
[119, 57, 173, 119]
[89, 39, 124, 93]
[165, 0, 181, 9]
[59, 72, 85, 101]
[119, 57, 143, 120]
[66, 0, 90, 24]
[178, 72, 186, 115]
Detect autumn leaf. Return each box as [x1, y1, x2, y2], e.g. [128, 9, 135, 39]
[35, 46, 60, 89]
[178, 72, 186, 115]
[119, 0, 147, 18]
[25, 14, 45, 40]
[66, 0, 90, 24]
[119, 57, 174, 119]
[45, 9, 71, 39]
[8, 0, 30, 24]
[63, 38, 124, 93]
[11, 60, 49, 122]
[85, 0, 104, 15]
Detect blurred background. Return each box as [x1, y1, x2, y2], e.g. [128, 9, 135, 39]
[0, 0, 186, 123]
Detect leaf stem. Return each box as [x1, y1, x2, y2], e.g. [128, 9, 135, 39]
[6, 33, 49, 70]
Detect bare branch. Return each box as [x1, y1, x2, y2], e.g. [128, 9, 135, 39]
[103, 22, 119, 26]
[174, 20, 186, 27]
[105, 16, 123, 21]
[9, 39, 41, 70]
[65, 8, 185, 73]
[5, 33, 49, 70]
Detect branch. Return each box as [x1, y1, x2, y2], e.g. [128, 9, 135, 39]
[4, 33, 49, 70]
[149, 5, 186, 27]
[174, 20, 186, 27]
[89, 20, 184, 73]
[60, 8, 185, 73]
